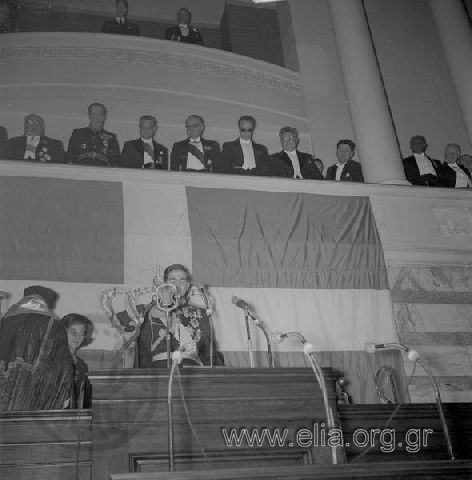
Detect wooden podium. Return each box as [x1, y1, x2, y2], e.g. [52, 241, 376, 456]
[89, 367, 341, 479]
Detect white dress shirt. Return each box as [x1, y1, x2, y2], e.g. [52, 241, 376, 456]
[187, 137, 205, 170]
[414, 153, 437, 177]
[24, 136, 40, 160]
[141, 138, 154, 167]
[449, 163, 472, 188]
[116, 17, 125, 24]
[335, 162, 345, 181]
[284, 150, 303, 179]
[240, 139, 256, 170]
[179, 24, 190, 37]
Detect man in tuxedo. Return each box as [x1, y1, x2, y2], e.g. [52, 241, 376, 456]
[402, 135, 443, 186]
[438, 143, 471, 188]
[5, 114, 64, 163]
[170, 115, 221, 172]
[325, 139, 364, 182]
[67, 103, 120, 166]
[267, 126, 322, 179]
[101, 0, 140, 36]
[165, 8, 203, 45]
[120, 116, 168, 169]
[221, 115, 268, 175]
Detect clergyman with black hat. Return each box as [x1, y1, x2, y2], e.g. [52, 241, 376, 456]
[0, 285, 74, 411]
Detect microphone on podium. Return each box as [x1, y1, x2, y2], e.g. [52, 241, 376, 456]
[231, 296, 256, 318]
[364, 342, 420, 362]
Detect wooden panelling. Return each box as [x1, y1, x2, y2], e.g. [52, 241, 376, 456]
[0, 410, 91, 480]
[110, 460, 472, 479]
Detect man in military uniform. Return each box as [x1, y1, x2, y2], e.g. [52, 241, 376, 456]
[67, 103, 120, 166]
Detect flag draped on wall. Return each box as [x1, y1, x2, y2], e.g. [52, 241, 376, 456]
[0, 176, 396, 353]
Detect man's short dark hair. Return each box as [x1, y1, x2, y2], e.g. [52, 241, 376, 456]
[279, 126, 298, 138]
[139, 115, 157, 127]
[116, 0, 128, 8]
[88, 103, 107, 116]
[177, 7, 192, 21]
[186, 114, 204, 127]
[238, 116, 256, 129]
[336, 139, 355, 152]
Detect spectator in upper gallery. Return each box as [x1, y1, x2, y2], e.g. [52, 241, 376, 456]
[314, 158, 324, 178]
[67, 103, 120, 166]
[267, 127, 323, 180]
[438, 143, 471, 188]
[101, 0, 140, 36]
[170, 115, 221, 172]
[458, 153, 472, 175]
[5, 114, 65, 163]
[0, 2, 12, 33]
[165, 7, 203, 45]
[221, 115, 268, 175]
[120, 115, 168, 169]
[325, 139, 364, 182]
[0, 125, 7, 157]
[402, 135, 443, 187]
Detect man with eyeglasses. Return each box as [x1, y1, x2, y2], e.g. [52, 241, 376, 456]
[170, 115, 221, 172]
[5, 113, 64, 163]
[221, 115, 269, 175]
[268, 126, 322, 180]
[119, 115, 168, 169]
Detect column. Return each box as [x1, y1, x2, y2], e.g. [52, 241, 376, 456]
[328, 0, 407, 184]
[430, 0, 472, 146]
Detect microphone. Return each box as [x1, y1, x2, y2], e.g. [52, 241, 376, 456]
[231, 296, 256, 317]
[364, 342, 419, 361]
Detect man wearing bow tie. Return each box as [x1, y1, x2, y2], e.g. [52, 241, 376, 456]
[101, 0, 140, 36]
[267, 126, 323, 180]
[325, 139, 364, 183]
[120, 116, 168, 169]
[170, 115, 221, 172]
[221, 115, 269, 175]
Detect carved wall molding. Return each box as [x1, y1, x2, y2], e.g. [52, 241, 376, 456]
[0, 46, 303, 97]
[433, 207, 472, 237]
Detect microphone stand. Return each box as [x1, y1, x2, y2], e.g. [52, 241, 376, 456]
[167, 351, 182, 472]
[366, 343, 455, 460]
[199, 286, 214, 368]
[244, 307, 255, 368]
[273, 332, 340, 465]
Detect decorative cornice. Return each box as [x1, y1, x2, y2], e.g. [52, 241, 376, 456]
[0, 45, 303, 97]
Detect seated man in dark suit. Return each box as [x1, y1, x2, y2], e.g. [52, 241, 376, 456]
[267, 126, 322, 180]
[67, 103, 120, 166]
[101, 0, 139, 36]
[438, 143, 471, 188]
[5, 114, 64, 163]
[221, 115, 268, 175]
[170, 115, 221, 172]
[402, 135, 443, 186]
[325, 139, 364, 182]
[120, 115, 168, 169]
[0, 125, 7, 157]
[165, 7, 203, 45]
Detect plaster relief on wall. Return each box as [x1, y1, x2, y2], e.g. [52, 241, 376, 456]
[0, 46, 303, 96]
[433, 207, 472, 237]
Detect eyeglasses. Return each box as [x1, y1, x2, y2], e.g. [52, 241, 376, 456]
[240, 128, 253, 133]
[25, 119, 42, 127]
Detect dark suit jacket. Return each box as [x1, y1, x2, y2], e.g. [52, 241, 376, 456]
[67, 127, 120, 166]
[170, 138, 221, 172]
[402, 155, 444, 186]
[5, 135, 65, 163]
[0, 126, 7, 158]
[267, 150, 323, 180]
[101, 18, 140, 36]
[165, 25, 203, 45]
[120, 139, 169, 169]
[221, 139, 268, 175]
[325, 159, 364, 183]
[437, 162, 471, 188]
